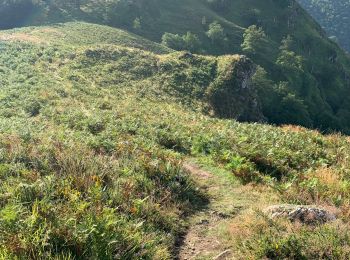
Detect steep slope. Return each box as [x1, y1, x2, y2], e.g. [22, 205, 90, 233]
[1, 18, 350, 260]
[1, 0, 350, 133]
[297, 0, 350, 52]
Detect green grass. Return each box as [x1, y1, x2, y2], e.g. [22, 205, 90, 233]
[1, 22, 171, 54]
[232, 211, 350, 259]
[1, 19, 350, 259]
[2, 0, 350, 132]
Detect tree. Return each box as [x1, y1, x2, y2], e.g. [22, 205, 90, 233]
[133, 17, 141, 30]
[206, 21, 225, 42]
[275, 36, 304, 96]
[279, 35, 293, 51]
[162, 32, 201, 52]
[276, 50, 303, 71]
[252, 66, 274, 91]
[161, 33, 185, 50]
[278, 92, 312, 127]
[276, 36, 303, 71]
[257, 81, 313, 127]
[241, 25, 268, 54]
[183, 32, 201, 52]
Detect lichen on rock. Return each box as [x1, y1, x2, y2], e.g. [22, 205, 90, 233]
[264, 204, 336, 225]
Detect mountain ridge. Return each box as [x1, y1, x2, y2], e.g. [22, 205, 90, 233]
[1, 0, 350, 133]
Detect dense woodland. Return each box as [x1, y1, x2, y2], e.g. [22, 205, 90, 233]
[298, 0, 350, 52]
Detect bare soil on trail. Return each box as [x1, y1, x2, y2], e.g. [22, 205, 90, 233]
[177, 161, 277, 260]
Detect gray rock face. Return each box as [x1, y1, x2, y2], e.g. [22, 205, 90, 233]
[206, 55, 265, 122]
[264, 204, 336, 225]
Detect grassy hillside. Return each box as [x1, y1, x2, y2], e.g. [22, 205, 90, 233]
[1, 22, 350, 259]
[0, 22, 263, 122]
[0, 22, 171, 54]
[2, 0, 350, 133]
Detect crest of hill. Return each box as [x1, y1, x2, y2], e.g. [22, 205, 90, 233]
[0, 22, 171, 54]
[2, 0, 350, 133]
[0, 24, 263, 126]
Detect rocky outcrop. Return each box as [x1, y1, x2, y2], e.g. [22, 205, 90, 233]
[158, 52, 265, 122]
[206, 55, 265, 122]
[264, 204, 336, 225]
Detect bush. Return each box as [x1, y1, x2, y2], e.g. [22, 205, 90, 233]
[182, 32, 201, 52]
[224, 154, 260, 183]
[24, 99, 42, 117]
[162, 32, 186, 50]
[161, 31, 201, 52]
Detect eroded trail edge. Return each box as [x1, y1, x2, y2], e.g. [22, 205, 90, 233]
[178, 160, 277, 260]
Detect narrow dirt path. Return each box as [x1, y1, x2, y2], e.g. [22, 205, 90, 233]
[178, 160, 277, 260]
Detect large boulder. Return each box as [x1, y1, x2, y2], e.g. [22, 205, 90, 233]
[264, 204, 336, 225]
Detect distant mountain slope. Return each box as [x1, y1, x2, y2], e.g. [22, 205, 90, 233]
[2, 0, 350, 133]
[297, 0, 350, 52]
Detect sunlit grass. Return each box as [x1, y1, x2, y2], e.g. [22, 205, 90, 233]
[0, 21, 350, 258]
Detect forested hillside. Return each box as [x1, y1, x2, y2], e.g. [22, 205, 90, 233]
[298, 0, 350, 52]
[1, 0, 350, 133]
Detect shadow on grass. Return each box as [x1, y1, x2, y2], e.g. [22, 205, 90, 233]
[172, 169, 210, 259]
